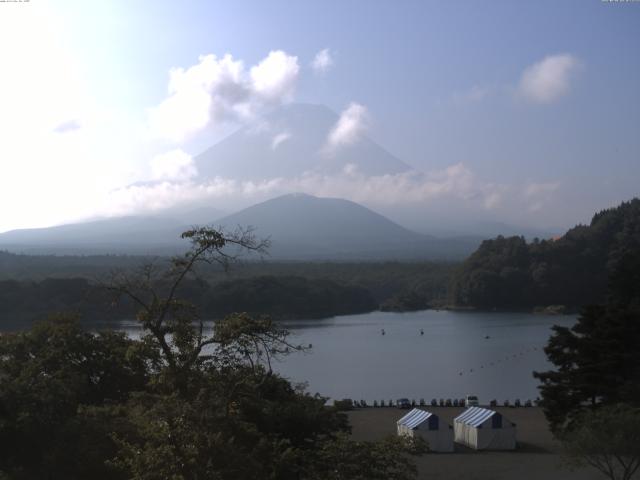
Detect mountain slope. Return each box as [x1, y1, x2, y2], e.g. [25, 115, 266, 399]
[0, 194, 480, 259]
[216, 193, 479, 260]
[195, 103, 412, 181]
[0, 216, 190, 255]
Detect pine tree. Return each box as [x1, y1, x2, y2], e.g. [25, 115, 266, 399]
[534, 251, 640, 433]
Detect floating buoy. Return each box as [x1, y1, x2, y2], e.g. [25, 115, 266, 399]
[420, 329, 424, 335]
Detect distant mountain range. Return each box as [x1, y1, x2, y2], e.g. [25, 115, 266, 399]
[0, 194, 482, 260]
[0, 206, 223, 255]
[0, 216, 188, 255]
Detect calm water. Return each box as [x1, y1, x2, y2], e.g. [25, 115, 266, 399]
[111, 310, 574, 403]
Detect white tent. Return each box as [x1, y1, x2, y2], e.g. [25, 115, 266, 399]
[397, 408, 454, 452]
[454, 406, 516, 450]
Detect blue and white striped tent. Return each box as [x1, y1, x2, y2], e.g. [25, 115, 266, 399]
[454, 407, 516, 450]
[397, 409, 454, 452]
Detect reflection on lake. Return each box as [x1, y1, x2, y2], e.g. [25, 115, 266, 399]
[111, 309, 573, 403]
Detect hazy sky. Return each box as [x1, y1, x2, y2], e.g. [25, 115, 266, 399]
[1, 0, 638, 233]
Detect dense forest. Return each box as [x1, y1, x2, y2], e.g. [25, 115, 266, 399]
[0, 253, 454, 326]
[0, 251, 453, 302]
[450, 199, 640, 310]
[0, 275, 378, 328]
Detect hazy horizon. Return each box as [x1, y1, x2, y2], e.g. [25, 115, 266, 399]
[1, 0, 638, 234]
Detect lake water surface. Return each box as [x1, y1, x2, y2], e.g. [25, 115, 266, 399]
[114, 309, 574, 404]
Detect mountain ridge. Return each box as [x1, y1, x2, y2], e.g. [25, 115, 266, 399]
[0, 193, 481, 259]
[214, 193, 479, 260]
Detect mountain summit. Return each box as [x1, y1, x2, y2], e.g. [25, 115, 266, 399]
[194, 103, 412, 181]
[216, 193, 478, 260]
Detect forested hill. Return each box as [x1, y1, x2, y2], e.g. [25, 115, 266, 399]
[450, 198, 640, 310]
[0, 276, 377, 328]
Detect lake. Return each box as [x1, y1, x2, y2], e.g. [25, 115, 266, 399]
[112, 309, 574, 404]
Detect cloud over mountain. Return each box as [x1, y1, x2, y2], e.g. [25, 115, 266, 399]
[325, 103, 369, 152]
[101, 160, 509, 219]
[148, 51, 300, 142]
[150, 149, 197, 181]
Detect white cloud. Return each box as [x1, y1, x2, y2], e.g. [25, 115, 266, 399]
[150, 149, 197, 181]
[297, 164, 478, 205]
[101, 176, 285, 218]
[523, 181, 560, 212]
[311, 48, 333, 73]
[271, 131, 291, 150]
[149, 50, 299, 142]
[102, 162, 506, 218]
[325, 103, 369, 151]
[84, 160, 567, 229]
[482, 190, 503, 210]
[518, 54, 580, 104]
[524, 181, 560, 198]
[453, 85, 490, 104]
[250, 50, 299, 101]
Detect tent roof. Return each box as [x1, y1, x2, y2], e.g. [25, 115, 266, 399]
[454, 407, 497, 427]
[397, 408, 433, 429]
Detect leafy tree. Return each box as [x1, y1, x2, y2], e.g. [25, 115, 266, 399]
[451, 198, 640, 309]
[534, 249, 640, 433]
[0, 314, 154, 479]
[206, 275, 376, 318]
[561, 404, 640, 480]
[304, 434, 427, 480]
[0, 226, 424, 479]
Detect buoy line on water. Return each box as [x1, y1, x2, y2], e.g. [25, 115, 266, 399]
[456, 346, 540, 376]
[374, 328, 542, 378]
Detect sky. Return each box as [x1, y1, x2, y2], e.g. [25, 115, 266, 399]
[0, 0, 638, 233]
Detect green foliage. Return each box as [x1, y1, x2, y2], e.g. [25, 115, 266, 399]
[380, 288, 432, 312]
[304, 434, 427, 480]
[334, 399, 355, 411]
[207, 275, 376, 318]
[0, 315, 152, 479]
[0, 275, 376, 327]
[534, 249, 640, 433]
[0, 251, 456, 324]
[561, 404, 640, 480]
[0, 227, 423, 479]
[451, 198, 640, 309]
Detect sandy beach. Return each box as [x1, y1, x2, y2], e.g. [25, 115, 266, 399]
[347, 407, 604, 480]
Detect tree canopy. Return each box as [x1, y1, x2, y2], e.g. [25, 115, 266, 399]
[561, 404, 640, 480]
[0, 227, 423, 479]
[533, 249, 640, 433]
[450, 198, 640, 310]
